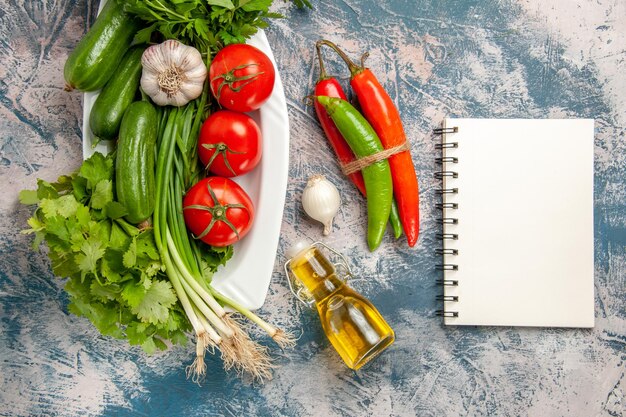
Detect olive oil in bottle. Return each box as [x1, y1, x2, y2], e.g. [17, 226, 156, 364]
[286, 241, 394, 370]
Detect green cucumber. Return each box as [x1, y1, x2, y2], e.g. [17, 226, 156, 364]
[89, 46, 144, 140]
[116, 101, 158, 225]
[64, 0, 140, 92]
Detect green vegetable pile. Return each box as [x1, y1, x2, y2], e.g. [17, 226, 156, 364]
[22, 0, 308, 382]
[20, 153, 231, 353]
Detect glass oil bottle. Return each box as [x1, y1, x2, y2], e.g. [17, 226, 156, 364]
[284, 241, 395, 370]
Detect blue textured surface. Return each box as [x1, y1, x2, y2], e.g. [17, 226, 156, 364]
[1, 0, 625, 416]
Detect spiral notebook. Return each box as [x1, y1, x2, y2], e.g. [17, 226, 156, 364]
[434, 118, 595, 328]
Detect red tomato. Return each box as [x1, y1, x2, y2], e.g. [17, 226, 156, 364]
[183, 177, 254, 247]
[209, 44, 275, 112]
[198, 110, 262, 177]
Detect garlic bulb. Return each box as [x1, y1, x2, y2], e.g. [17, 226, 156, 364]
[141, 40, 207, 107]
[302, 175, 341, 236]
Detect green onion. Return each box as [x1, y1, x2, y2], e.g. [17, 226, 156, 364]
[153, 91, 294, 382]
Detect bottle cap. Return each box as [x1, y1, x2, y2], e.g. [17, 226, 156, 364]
[285, 240, 311, 260]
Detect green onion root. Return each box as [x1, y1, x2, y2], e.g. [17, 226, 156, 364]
[186, 335, 206, 385]
[211, 287, 297, 349]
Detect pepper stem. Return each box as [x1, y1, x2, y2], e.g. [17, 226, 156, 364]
[316, 39, 363, 77]
[315, 42, 330, 81]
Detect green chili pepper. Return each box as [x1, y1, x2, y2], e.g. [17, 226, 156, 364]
[317, 96, 393, 251]
[390, 200, 403, 239]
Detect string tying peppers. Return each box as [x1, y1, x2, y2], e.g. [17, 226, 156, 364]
[340, 142, 411, 176]
[318, 40, 421, 247]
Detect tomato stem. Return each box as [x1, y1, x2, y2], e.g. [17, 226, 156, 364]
[183, 183, 249, 240]
[201, 142, 244, 175]
[210, 63, 265, 103]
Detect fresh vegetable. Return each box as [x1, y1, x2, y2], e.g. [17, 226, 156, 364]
[313, 43, 403, 240]
[19, 152, 195, 354]
[125, 1, 293, 383]
[198, 110, 262, 177]
[26, 0, 301, 384]
[154, 99, 293, 382]
[209, 44, 275, 112]
[389, 201, 403, 239]
[302, 175, 341, 236]
[122, 0, 311, 54]
[316, 96, 393, 251]
[141, 40, 207, 107]
[64, 0, 140, 91]
[183, 177, 254, 247]
[319, 40, 420, 247]
[115, 101, 158, 225]
[89, 46, 144, 140]
[313, 45, 366, 196]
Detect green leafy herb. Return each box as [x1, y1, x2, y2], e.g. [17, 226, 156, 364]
[286, 0, 312, 9]
[120, 0, 311, 53]
[20, 152, 232, 353]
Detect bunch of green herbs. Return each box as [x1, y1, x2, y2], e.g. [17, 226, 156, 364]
[121, 0, 311, 53]
[19, 152, 231, 353]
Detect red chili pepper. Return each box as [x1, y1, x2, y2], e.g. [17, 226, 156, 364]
[319, 40, 420, 246]
[313, 44, 367, 196]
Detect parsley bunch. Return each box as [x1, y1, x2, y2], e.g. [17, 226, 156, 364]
[122, 0, 311, 54]
[19, 152, 227, 353]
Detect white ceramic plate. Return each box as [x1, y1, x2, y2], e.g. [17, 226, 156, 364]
[82, 5, 289, 310]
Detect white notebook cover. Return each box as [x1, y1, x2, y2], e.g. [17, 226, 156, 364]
[440, 118, 595, 327]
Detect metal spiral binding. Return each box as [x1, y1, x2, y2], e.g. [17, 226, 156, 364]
[436, 233, 458, 240]
[436, 279, 459, 286]
[435, 157, 458, 164]
[435, 310, 459, 318]
[434, 125, 460, 319]
[436, 188, 458, 195]
[436, 295, 459, 302]
[436, 248, 459, 255]
[433, 127, 459, 134]
[436, 264, 458, 271]
[435, 142, 458, 150]
[433, 171, 458, 179]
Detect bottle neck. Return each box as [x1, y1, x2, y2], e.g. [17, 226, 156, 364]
[289, 247, 346, 303]
[310, 274, 345, 303]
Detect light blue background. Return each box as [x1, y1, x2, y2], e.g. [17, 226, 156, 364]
[1, 0, 624, 416]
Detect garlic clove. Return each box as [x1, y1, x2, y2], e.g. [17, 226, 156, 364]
[141, 45, 167, 73]
[167, 41, 184, 63]
[185, 65, 208, 80]
[181, 83, 203, 102]
[302, 174, 341, 236]
[178, 53, 202, 73]
[170, 92, 190, 107]
[140, 72, 159, 95]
